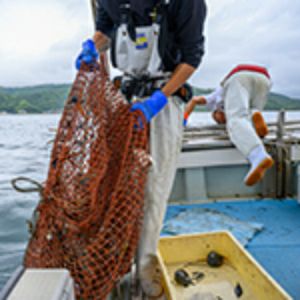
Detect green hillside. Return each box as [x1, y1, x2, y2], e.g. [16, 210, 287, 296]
[265, 93, 300, 110]
[193, 87, 300, 111]
[0, 84, 70, 113]
[0, 84, 299, 113]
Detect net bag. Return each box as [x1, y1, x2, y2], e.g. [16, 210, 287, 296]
[24, 61, 150, 299]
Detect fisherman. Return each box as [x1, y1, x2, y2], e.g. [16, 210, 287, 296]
[184, 64, 274, 186]
[76, 0, 207, 297]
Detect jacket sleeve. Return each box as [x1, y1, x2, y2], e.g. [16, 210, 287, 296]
[95, 1, 114, 38]
[205, 87, 224, 111]
[174, 0, 207, 68]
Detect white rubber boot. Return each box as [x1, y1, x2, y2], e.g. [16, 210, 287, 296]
[139, 256, 166, 300]
[244, 145, 274, 186]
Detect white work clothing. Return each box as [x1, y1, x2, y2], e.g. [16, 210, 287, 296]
[115, 23, 166, 78]
[224, 71, 271, 157]
[139, 95, 183, 297]
[248, 144, 270, 166]
[205, 86, 224, 111]
[113, 3, 184, 297]
[206, 71, 271, 157]
[245, 144, 272, 182]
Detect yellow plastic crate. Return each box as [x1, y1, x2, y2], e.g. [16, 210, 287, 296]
[157, 231, 292, 300]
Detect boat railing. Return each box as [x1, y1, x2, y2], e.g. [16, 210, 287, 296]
[180, 111, 300, 200]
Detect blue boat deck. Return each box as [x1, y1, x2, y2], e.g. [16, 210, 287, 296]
[164, 199, 300, 299]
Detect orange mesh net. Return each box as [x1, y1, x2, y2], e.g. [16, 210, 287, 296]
[24, 61, 150, 299]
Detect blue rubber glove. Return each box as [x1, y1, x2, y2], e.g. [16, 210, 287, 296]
[75, 39, 99, 70]
[130, 91, 168, 123]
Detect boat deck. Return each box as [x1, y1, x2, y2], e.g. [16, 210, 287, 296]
[164, 199, 300, 299]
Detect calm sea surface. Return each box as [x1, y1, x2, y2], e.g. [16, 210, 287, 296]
[0, 112, 299, 289]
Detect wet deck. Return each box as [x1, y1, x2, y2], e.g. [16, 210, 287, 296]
[163, 199, 300, 299]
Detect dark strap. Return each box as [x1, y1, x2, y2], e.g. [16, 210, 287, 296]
[155, 0, 173, 70]
[119, 76, 167, 101]
[175, 83, 193, 103]
[119, 0, 136, 41]
[119, 0, 169, 41]
[114, 75, 192, 103]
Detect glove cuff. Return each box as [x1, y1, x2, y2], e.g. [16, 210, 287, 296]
[183, 112, 189, 127]
[152, 90, 168, 104]
[144, 90, 168, 120]
[130, 90, 168, 123]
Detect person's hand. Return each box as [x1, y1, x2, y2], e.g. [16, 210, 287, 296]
[93, 31, 111, 52]
[130, 91, 168, 123]
[75, 39, 99, 70]
[182, 96, 207, 127]
[192, 96, 207, 105]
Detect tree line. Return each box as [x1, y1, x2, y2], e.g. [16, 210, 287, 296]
[0, 84, 299, 114]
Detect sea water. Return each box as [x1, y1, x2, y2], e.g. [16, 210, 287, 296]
[0, 111, 299, 289]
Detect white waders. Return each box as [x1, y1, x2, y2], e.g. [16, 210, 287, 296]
[112, 1, 182, 298]
[138, 96, 183, 298]
[224, 71, 272, 157]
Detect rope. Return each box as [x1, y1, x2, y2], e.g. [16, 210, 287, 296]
[11, 177, 43, 194]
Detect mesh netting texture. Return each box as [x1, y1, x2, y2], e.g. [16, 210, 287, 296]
[24, 61, 150, 299]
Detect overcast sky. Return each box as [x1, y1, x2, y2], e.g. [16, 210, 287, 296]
[0, 0, 299, 97]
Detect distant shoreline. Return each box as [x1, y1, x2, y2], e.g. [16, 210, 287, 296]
[1, 110, 300, 116]
[0, 111, 61, 115]
[1, 84, 300, 113]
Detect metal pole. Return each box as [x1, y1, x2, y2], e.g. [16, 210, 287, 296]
[90, 0, 97, 24]
[90, 0, 111, 76]
[276, 110, 285, 198]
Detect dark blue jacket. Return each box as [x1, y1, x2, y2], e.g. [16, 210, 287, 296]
[96, 0, 207, 71]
